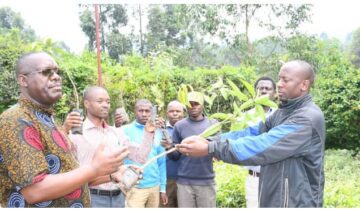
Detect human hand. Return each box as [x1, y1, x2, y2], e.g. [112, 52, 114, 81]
[160, 139, 172, 150]
[155, 117, 165, 128]
[176, 136, 209, 157]
[63, 111, 83, 134]
[114, 112, 124, 128]
[111, 164, 143, 183]
[91, 143, 129, 177]
[160, 192, 168, 206]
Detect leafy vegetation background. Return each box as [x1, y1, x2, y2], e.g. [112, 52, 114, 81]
[0, 5, 359, 207]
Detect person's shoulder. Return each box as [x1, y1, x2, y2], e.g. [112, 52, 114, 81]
[0, 104, 22, 125]
[174, 118, 189, 128]
[207, 117, 218, 124]
[121, 121, 134, 130]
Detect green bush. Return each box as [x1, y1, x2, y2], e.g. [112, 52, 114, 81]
[213, 149, 360, 208]
[214, 161, 247, 207]
[314, 42, 360, 154]
[324, 149, 360, 207]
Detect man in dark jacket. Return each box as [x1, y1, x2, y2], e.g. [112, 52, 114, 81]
[169, 92, 217, 208]
[177, 60, 326, 207]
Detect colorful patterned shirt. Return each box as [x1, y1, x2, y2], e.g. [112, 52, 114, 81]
[0, 96, 90, 207]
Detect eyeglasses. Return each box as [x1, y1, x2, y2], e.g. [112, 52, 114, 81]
[23, 68, 62, 78]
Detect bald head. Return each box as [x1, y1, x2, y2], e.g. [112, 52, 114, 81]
[83, 86, 108, 101]
[167, 100, 184, 125]
[83, 86, 110, 120]
[16, 52, 55, 77]
[167, 100, 184, 111]
[277, 60, 316, 104]
[281, 60, 315, 87]
[135, 99, 152, 109]
[135, 99, 153, 124]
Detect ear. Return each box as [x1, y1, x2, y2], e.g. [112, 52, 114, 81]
[17, 75, 28, 87]
[84, 100, 89, 109]
[301, 80, 310, 92]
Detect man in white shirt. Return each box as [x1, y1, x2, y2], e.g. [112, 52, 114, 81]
[64, 86, 129, 207]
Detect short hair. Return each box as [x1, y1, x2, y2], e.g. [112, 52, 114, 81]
[135, 99, 152, 109]
[167, 100, 185, 111]
[15, 52, 40, 77]
[254, 76, 276, 91]
[83, 86, 107, 100]
[295, 60, 315, 86]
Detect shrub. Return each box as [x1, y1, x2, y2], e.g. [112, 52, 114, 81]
[324, 149, 360, 207]
[214, 161, 247, 207]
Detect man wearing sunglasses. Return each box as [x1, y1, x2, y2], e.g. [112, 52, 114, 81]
[0, 52, 129, 207]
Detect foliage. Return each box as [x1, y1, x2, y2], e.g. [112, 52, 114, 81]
[79, 4, 130, 61]
[313, 40, 360, 154]
[0, 7, 36, 42]
[347, 27, 360, 68]
[214, 149, 360, 208]
[324, 149, 360, 207]
[214, 161, 247, 207]
[177, 75, 278, 137]
[0, 29, 31, 113]
[104, 52, 259, 120]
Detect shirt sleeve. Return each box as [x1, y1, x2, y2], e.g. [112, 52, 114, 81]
[157, 143, 167, 193]
[167, 124, 181, 160]
[210, 115, 314, 166]
[0, 116, 49, 190]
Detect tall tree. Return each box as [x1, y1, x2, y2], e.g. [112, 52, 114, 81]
[348, 27, 360, 68]
[79, 4, 131, 61]
[0, 7, 36, 42]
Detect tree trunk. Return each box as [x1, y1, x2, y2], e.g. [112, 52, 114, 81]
[245, 5, 252, 60]
[139, 5, 144, 55]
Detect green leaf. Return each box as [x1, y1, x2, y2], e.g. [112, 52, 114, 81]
[255, 104, 266, 123]
[204, 94, 214, 107]
[200, 122, 222, 138]
[177, 84, 191, 108]
[227, 79, 248, 101]
[255, 95, 278, 108]
[239, 99, 255, 111]
[210, 113, 230, 120]
[230, 122, 243, 131]
[220, 87, 229, 100]
[233, 101, 240, 115]
[240, 79, 256, 98]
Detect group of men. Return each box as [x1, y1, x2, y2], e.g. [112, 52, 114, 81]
[0, 51, 325, 208]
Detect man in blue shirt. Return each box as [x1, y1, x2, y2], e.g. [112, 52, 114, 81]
[121, 99, 167, 207]
[160, 100, 184, 207]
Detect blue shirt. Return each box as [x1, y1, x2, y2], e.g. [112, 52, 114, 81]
[122, 121, 166, 192]
[165, 123, 179, 179]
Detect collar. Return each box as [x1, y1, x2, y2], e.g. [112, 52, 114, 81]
[165, 121, 174, 129]
[83, 118, 109, 130]
[19, 95, 55, 115]
[133, 120, 145, 128]
[279, 94, 312, 110]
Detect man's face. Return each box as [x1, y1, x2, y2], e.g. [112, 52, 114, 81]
[256, 80, 276, 101]
[84, 89, 110, 120]
[135, 104, 152, 125]
[21, 54, 62, 106]
[167, 104, 184, 125]
[277, 65, 308, 104]
[187, 101, 203, 119]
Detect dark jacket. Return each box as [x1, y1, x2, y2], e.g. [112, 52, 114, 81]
[209, 94, 325, 207]
[170, 117, 217, 185]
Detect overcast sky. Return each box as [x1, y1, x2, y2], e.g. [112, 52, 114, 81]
[0, 0, 359, 54]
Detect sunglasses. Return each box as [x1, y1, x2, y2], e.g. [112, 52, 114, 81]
[23, 68, 62, 78]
